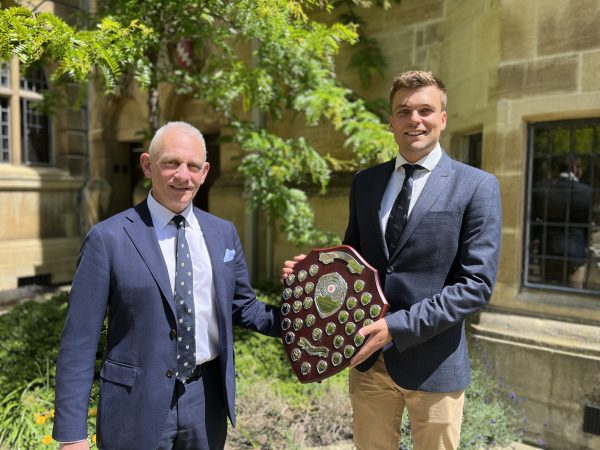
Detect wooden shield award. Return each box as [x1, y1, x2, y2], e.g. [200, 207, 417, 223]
[280, 245, 388, 383]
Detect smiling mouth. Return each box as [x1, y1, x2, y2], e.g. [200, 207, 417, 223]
[170, 186, 193, 192]
[405, 131, 426, 136]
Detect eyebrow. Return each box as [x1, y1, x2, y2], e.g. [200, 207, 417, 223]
[158, 156, 204, 165]
[395, 102, 435, 109]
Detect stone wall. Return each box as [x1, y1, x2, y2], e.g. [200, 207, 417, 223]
[5, 0, 600, 445]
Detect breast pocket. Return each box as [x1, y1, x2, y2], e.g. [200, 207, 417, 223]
[407, 211, 462, 267]
[414, 211, 461, 236]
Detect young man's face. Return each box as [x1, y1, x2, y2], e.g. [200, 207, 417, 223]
[389, 86, 447, 163]
[140, 129, 210, 213]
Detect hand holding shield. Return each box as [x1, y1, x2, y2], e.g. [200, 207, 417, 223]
[280, 245, 388, 383]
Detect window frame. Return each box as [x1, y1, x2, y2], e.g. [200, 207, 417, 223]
[523, 118, 600, 295]
[0, 57, 53, 167]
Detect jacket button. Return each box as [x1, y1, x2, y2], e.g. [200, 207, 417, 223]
[169, 329, 177, 339]
[165, 369, 174, 378]
[386, 266, 394, 274]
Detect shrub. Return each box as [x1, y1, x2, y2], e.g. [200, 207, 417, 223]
[0, 380, 98, 450]
[0, 293, 68, 399]
[0, 291, 522, 449]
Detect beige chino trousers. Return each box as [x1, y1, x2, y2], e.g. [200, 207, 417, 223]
[349, 355, 465, 450]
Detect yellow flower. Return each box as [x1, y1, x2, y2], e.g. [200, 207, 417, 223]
[92, 434, 97, 444]
[42, 435, 53, 445]
[89, 407, 97, 417]
[34, 412, 48, 425]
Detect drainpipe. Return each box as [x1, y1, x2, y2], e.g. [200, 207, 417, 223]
[244, 39, 274, 282]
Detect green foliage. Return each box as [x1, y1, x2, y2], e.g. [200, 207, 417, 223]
[0, 292, 522, 449]
[460, 360, 523, 448]
[1, 0, 398, 247]
[0, 380, 99, 450]
[334, 0, 403, 87]
[0, 7, 151, 90]
[0, 294, 99, 449]
[231, 290, 352, 448]
[398, 359, 522, 450]
[0, 294, 68, 399]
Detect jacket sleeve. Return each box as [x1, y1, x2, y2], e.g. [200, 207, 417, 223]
[384, 174, 502, 353]
[53, 226, 110, 442]
[229, 222, 280, 337]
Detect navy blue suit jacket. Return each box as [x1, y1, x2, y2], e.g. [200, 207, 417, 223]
[343, 152, 501, 392]
[53, 201, 280, 449]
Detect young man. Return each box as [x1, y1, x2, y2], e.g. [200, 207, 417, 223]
[53, 122, 280, 450]
[285, 70, 502, 450]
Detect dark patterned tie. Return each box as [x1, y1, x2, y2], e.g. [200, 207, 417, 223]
[172, 215, 196, 382]
[385, 164, 423, 256]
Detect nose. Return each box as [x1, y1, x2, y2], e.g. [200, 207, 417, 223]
[409, 110, 422, 124]
[174, 163, 191, 181]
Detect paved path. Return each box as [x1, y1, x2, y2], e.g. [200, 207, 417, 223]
[304, 441, 540, 450]
[0, 284, 68, 314]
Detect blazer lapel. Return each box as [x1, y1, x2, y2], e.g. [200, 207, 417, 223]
[389, 152, 455, 261]
[194, 209, 226, 330]
[371, 159, 396, 258]
[123, 201, 175, 314]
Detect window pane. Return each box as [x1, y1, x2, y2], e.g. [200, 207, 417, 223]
[527, 120, 599, 293]
[0, 61, 9, 88]
[0, 97, 9, 163]
[573, 127, 593, 154]
[20, 64, 48, 93]
[550, 127, 570, 155]
[21, 98, 50, 164]
[533, 128, 549, 156]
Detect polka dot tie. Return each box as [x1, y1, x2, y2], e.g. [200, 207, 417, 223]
[385, 164, 423, 257]
[172, 215, 196, 382]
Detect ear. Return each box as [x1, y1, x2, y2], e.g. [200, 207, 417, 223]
[140, 153, 152, 179]
[199, 162, 210, 185]
[440, 110, 447, 131]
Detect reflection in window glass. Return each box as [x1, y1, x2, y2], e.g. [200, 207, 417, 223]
[20, 64, 51, 165]
[21, 98, 50, 164]
[527, 119, 600, 293]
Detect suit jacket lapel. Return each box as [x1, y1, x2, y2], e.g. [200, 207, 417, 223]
[194, 208, 226, 328]
[124, 201, 174, 314]
[389, 152, 455, 261]
[371, 159, 396, 259]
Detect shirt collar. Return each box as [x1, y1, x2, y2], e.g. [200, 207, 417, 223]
[146, 191, 199, 232]
[394, 143, 442, 172]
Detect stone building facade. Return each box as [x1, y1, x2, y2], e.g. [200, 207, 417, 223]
[0, 0, 87, 290]
[2, 0, 600, 448]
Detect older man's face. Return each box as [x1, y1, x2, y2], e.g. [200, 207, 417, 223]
[140, 129, 209, 213]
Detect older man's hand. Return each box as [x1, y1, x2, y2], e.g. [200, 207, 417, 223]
[280, 254, 306, 282]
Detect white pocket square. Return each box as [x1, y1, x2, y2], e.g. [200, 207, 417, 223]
[224, 249, 235, 262]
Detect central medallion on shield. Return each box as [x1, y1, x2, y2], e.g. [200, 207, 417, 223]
[314, 273, 347, 319]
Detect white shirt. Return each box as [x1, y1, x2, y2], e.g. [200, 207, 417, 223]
[380, 144, 442, 241]
[147, 193, 220, 364]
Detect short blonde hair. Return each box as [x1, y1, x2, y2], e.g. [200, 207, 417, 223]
[389, 70, 447, 111]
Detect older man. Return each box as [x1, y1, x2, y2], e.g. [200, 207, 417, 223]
[53, 121, 280, 450]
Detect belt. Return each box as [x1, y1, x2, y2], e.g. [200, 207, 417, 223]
[186, 358, 216, 382]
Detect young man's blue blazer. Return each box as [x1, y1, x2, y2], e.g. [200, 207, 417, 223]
[344, 151, 502, 392]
